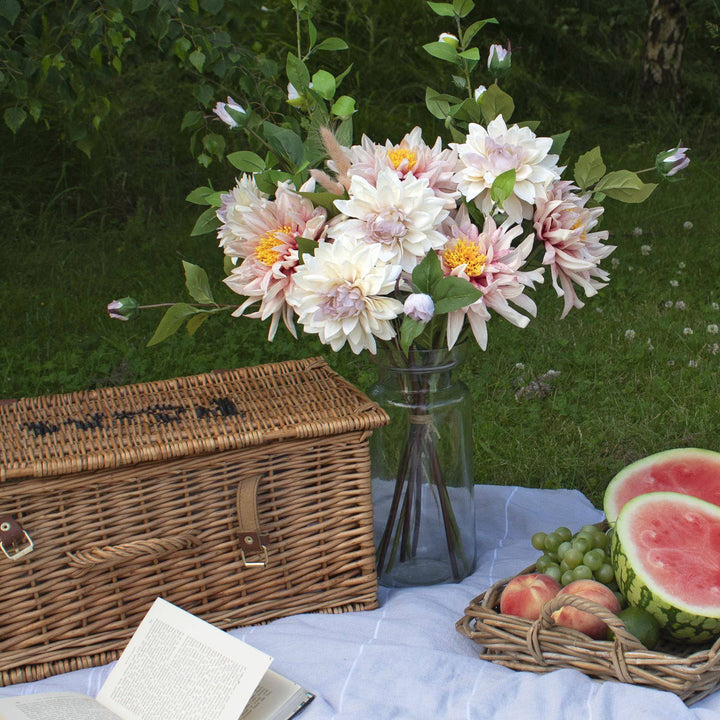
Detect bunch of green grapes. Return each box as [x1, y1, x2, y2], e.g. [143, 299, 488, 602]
[531, 524, 617, 589]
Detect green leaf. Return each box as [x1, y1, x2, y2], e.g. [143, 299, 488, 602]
[307, 19, 318, 48]
[131, 0, 153, 10]
[227, 150, 266, 172]
[193, 84, 214, 106]
[262, 122, 304, 168]
[450, 97, 482, 123]
[0, 0, 21, 24]
[453, 0, 474, 17]
[311, 69, 336, 100]
[594, 170, 657, 203]
[426, 2, 455, 17]
[202, 132, 225, 160]
[286, 53, 310, 92]
[423, 41, 458, 63]
[550, 130, 570, 157]
[433, 276, 482, 314]
[3, 107, 26, 134]
[199, 0, 224, 14]
[299, 191, 343, 213]
[181, 110, 203, 131]
[412, 251, 443, 294]
[183, 261, 215, 304]
[574, 146, 606, 189]
[400, 316, 426, 355]
[147, 304, 200, 347]
[480, 84, 514, 123]
[112, 56, 122, 74]
[186, 312, 210, 337]
[189, 49, 206, 72]
[330, 95, 356, 119]
[191, 206, 220, 236]
[425, 87, 458, 120]
[186, 186, 221, 206]
[296, 236, 319, 263]
[490, 168, 516, 208]
[462, 18, 498, 46]
[313, 37, 349, 51]
[335, 117, 353, 146]
[457, 47, 480, 61]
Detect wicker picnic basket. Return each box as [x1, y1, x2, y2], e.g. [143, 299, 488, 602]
[457, 566, 720, 704]
[0, 357, 387, 685]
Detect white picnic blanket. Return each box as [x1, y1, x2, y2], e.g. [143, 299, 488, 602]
[2, 485, 718, 719]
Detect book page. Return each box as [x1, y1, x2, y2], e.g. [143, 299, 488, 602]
[0, 692, 121, 720]
[96, 598, 272, 720]
[240, 670, 314, 720]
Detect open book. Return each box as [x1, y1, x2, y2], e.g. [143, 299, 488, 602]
[0, 598, 314, 720]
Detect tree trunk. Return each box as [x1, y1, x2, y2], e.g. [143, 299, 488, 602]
[642, 0, 688, 99]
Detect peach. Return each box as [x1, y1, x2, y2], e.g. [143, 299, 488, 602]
[499, 573, 562, 620]
[552, 579, 622, 639]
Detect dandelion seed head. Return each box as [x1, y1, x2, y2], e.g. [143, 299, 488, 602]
[670, 279, 679, 287]
[707, 324, 719, 335]
[683, 221, 693, 231]
[641, 244, 652, 256]
[625, 329, 636, 340]
[675, 301, 686, 310]
[683, 327, 693, 336]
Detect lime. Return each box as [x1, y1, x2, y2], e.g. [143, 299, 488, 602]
[614, 606, 661, 650]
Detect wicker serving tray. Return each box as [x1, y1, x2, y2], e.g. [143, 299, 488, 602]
[457, 566, 720, 705]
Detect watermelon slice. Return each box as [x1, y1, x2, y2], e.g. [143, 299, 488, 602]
[611, 492, 720, 644]
[604, 448, 720, 523]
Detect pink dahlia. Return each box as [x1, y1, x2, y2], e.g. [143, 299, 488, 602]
[440, 205, 543, 349]
[322, 127, 459, 209]
[533, 180, 615, 318]
[221, 178, 327, 340]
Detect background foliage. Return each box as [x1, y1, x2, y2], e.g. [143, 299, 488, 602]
[2, 0, 719, 505]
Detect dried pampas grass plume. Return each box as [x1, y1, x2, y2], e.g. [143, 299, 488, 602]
[309, 126, 352, 195]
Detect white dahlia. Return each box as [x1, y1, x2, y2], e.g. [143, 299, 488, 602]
[330, 169, 449, 273]
[451, 116, 560, 223]
[216, 174, 269, 252]
[287, 240, 403, 354]
[533, 180, 615, 318]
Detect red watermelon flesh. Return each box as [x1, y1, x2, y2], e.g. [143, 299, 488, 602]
[604, 448, 720, 523]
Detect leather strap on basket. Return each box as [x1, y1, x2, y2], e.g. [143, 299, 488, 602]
[236, 475, 269, 568]
[0, 514, 34, 561]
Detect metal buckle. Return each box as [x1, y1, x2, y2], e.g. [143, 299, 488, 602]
[0, 530, 34, 561]
[240, 545, 268, 568]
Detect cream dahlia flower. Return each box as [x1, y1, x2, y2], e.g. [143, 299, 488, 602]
[533, 180, 614, 318]
[327, 128, 460, 209]
[287, 240, 403, 354]
[440, 205, 543, 349]
[222, 178, 327, 340]
[330, 169, 449, 273]
[451, 116, 560, 223]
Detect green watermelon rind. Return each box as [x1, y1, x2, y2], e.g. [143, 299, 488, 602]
[604, 447, 720, 523]
[611, 492, 720, 645]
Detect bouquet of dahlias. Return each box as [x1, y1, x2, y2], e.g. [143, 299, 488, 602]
[108, 0, 687, 584]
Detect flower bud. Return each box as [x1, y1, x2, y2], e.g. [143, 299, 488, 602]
[287, 83, 305, 107]
[213, 96, 246, 128]
[655, 144, 689, 179]
[474, 84, 487, 102]
[439, 32, 459, 49]
[487, 43, 511, 76]
[107, 297, 139, 321]
[403, 293, 435, 323]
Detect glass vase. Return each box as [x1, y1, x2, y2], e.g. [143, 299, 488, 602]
[369, 346, 477, 587]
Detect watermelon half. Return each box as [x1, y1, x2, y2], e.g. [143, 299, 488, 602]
[604, 448, 720, 524]
[611, 491, 720, 644]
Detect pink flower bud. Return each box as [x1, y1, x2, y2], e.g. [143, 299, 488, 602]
[403, 293, 434, 323]
[213, 97, 246, 128]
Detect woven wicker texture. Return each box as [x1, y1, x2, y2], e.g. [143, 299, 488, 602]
[0, 358, 386, 685]
[457, 568, 720, 705]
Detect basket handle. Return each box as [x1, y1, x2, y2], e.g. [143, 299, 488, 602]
[65, 533, 198, 574]
[532, 592, 647, 683]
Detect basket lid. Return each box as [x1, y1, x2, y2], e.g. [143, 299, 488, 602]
[0, 357, 388, 481]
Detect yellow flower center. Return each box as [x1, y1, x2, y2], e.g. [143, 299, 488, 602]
[443, 239, 486, 277]
[255, 225, 292, 265]
[387, 147, 417, 171]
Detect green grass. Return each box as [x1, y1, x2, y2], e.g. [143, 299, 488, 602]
[1, 151, 718, 508]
